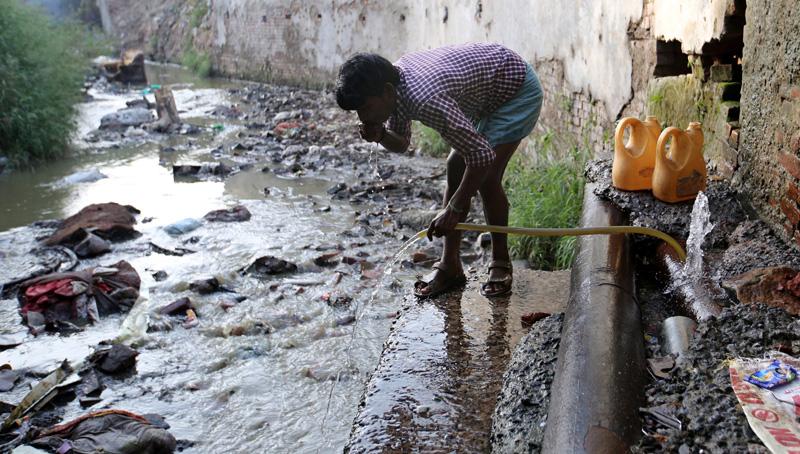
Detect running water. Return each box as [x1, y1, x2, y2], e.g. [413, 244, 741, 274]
[664, 191, 719, 320]
[320, 225, 425, 444]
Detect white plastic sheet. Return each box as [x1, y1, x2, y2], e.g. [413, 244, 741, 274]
[730, 353, 800, 453]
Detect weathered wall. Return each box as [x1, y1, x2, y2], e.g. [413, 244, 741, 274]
[738, 0, 800, 248]
[99, 0, 644, 148]
[98, 0, 799, 249]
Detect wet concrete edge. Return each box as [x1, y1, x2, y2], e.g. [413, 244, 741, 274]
[540, 181, 647, 453]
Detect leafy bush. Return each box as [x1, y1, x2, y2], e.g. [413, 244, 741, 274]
[504, 128, 593, 270]
[0, 1, 106, 169]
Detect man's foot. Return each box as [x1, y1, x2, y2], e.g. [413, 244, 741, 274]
[481, 260, 513, 297]
[414, 262, 467, 298]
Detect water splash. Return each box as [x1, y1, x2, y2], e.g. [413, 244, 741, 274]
[684, 191, 714, 276]
[663, 191, 719, 321]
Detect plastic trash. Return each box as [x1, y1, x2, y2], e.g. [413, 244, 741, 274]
[745, 359, 797, 389]
[163, 218, 201, 236]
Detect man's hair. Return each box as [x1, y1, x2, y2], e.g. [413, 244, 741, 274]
[335, 53, 400, 111]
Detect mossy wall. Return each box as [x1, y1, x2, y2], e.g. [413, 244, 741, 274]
[645, 74, 737, 173]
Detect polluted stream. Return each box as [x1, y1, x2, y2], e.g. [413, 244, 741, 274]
[0, 62, 448, 452]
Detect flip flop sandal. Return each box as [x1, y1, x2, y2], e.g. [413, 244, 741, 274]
[414, 262, 467, 299]
[481, 260, 513, 297]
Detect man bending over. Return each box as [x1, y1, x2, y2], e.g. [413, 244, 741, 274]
[335, 42, 543, 298]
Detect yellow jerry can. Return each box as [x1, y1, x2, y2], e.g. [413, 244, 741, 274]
[612, 116, 661, 191]
[652, 122, 706, 203]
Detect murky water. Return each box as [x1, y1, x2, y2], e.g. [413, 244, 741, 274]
[0, 63, 418, 452]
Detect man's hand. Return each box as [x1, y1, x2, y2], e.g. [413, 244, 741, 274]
[359, 122, 385, 143]
[427, 205, 461, 240]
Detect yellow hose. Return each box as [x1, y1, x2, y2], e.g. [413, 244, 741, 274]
[415, 222, 686, 262]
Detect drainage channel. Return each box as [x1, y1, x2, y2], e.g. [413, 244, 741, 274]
[344, 269, 570, 453]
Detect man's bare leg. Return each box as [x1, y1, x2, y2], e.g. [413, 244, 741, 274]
[479, 140, 521, 295]
[415, 151, 469, 296]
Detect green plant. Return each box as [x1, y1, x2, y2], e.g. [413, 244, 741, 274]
[182, 48, 211, 77]
[189, 1, 209, 28]
[412, 121, 450, 157]
[503, 127, 593, 270]
[0, 1, 98, 169]
[557, 92, 573, 113]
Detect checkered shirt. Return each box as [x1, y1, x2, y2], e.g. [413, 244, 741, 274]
[388, 42, 527, 167]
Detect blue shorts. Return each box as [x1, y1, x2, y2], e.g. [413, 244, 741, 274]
[471, 62, 543, 147]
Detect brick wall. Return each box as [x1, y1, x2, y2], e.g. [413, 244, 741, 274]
[739, 0, 800, 248]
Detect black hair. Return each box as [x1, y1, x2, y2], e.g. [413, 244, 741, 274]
[335, 53, 400, 111]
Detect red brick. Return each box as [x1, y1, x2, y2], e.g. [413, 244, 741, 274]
[781, 199, 800, 226]
[793, 132, 800, 153]
[770, 198, 780, 210]
[789, 181, 800, 204]
[786, 221, 796, 237]
[792, 87, 800, 99]
[729, 129, 740, 149]
[779, 152, 800, 180]
[796, 230, 800, 247]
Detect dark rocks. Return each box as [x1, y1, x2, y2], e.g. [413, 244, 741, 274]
[173, 162, 234, 178]
[203, 205, 251, 222]
[207, 105, 242, 119]
[633, 304, 800, 453]
[490, 313, 563, 454]
[241, 256, 298, 277]
[189, 277, 222, 294]
[159, 297, 194, 316]
[93, 343, 138, 374]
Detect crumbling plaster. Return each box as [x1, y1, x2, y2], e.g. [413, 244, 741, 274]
[652, 0, 730, 53]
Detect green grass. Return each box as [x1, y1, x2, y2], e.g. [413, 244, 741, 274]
[408, 116, 592, 269]
[412, 121, 451, 158]
[0, 0, 111, 169]
[504, 129, 593, 270]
